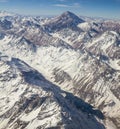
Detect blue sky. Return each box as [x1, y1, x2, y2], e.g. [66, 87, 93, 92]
[0, 0, 120, 19]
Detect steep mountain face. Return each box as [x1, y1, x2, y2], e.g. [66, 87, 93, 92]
[43, 11, 84, 32]
[102, 21, 120, 33]
[0, 11, 120, 129]
[0, 19, 12, 30]
[81, 31, 120, 70]
[0, 15, 71, 48]
[0, 55, 105, 129]
[47, 21, 103, 49]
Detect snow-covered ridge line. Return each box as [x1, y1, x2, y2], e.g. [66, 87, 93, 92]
[0, 11, 120, 129]
[0, 54, 105, 129]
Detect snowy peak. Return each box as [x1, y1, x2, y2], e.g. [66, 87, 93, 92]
[0, 10, 15, 17]
[60, 11, 84, 24]
[44, 11, 84, 32]
[0, 10, 120, 129]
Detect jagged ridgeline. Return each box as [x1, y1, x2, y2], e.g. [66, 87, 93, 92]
[0, 11, 120, 129]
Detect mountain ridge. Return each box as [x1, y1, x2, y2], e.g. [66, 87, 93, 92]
[0, 55, 105, 129]
[0, 11, 120, 129]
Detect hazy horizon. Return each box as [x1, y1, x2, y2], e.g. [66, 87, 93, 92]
[0, 0, 120, 19]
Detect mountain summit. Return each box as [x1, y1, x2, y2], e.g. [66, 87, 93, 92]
[60, 11, 84, 24]
[44, 11, 84, 31]
[0, 10, 120, 129]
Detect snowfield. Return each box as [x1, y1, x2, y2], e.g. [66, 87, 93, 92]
[0, 11, 120, 129]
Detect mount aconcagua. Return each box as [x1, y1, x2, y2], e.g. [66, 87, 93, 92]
[0, 11, 120, 129]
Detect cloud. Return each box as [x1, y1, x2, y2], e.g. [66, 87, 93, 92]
[58, 0, 66, 2]
[73, 3, 80, 7]
[53, 4, 71, 7]
[53, 3, 80, 8]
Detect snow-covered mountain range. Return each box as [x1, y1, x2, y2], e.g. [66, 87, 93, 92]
[0, 11, 120, 129]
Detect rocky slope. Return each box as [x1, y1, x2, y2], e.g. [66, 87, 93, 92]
[0, 11, 120, 129]
[0, 55, 105, 129]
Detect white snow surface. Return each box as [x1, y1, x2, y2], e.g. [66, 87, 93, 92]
[0, 12, 120, 129]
